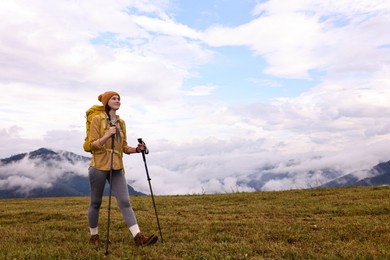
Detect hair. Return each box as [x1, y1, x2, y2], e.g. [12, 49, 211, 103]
[105, 105, 111, 121]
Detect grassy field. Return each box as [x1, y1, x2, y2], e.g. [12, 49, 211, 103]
[0, 186, 389, 259]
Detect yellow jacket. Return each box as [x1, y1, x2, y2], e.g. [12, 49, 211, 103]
[89, 114, 132, 170]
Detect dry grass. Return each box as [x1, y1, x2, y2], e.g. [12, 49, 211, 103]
[1, 186, 389, 259]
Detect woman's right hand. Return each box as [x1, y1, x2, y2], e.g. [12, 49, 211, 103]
[97, 126, 117, 146]
[105, 126, 117, 137]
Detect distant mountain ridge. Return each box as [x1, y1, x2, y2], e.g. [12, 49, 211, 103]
[239, 158, 390, 192]
[0, 148, 144, 198]
[319, 161, 390, 188]
[1, 148, 91, 165]
[1, 148, 389, 198]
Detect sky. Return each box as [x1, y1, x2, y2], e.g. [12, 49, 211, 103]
[1, 0, 390, 195]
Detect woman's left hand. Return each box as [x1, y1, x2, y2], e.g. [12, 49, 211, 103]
[136, 144, 145, 153]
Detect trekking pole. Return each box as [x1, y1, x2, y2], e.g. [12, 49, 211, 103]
[105, 133, 115, 256]
[138, 138, 164, 243]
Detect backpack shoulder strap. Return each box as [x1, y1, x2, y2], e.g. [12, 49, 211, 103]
[118, 118, 124, 130]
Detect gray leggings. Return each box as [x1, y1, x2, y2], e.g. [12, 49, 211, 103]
[88, 167, 137, 229]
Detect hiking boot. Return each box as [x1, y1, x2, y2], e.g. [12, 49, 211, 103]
[134, 232, 158, 246]
[89, 234, 100, 246]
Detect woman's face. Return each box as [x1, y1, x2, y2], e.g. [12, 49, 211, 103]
[108, 95, 121, 110]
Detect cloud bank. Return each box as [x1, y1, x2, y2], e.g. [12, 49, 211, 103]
[1, 0, 390, 194]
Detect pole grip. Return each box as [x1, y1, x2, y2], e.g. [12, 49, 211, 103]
[137, 138, 149, 154]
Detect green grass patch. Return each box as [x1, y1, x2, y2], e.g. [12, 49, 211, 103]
[0, 186, 389, 259]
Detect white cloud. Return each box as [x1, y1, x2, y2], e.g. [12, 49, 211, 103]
[1, 0, 390, 195]
[132, 15, 201, 39]
[0, 154, 88, 195]
[203, 0, 390, 79]
[183, 84, 217, 96]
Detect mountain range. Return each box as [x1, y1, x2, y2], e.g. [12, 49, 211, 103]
[0, 148, 389, 198]
[0, 148, 144, 198]
[319, 160, 390, 188]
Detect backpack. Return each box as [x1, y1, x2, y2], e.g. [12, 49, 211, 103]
[83, 105, 124, 153]
[83, 105, 107, 153]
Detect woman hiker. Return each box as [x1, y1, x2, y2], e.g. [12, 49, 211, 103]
[87, 91, 158, 247]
